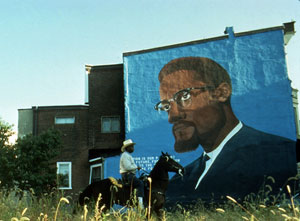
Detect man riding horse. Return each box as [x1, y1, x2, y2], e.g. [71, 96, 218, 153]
[78, 151, 184, 217]
[120, 139, 144, 209]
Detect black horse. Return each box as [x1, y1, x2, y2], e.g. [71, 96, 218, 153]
[78, 152, 184, 216]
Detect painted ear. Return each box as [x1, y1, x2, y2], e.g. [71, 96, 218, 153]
[161, 151, 165, 156]
[214, 82, 231, 102]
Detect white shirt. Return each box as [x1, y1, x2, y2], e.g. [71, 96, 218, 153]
[195, 121, 243, 189]
[120, 151, 138, 174]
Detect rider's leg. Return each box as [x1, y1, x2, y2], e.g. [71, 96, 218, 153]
[132, 177, 144, 209]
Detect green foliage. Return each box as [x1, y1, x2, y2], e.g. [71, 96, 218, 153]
[0, 118, 14, 148]
[0, 187, 299, 220]
[13, 128, 62, 195]
[0, 118, 62, 196]
[0, 118, 16, 189]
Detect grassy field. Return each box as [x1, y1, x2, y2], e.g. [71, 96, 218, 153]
[0, 187, 299, 221]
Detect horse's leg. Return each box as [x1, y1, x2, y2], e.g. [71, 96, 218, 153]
[151, 194, 165, 219]
[111, 185, 126, 209]
[124, 186, 132, 207]
[104, 183, 120, 211]
[151, 206, 165, 220]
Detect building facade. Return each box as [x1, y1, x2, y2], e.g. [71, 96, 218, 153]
[18, 22, 299, 194]
[18, 64, 124, 194]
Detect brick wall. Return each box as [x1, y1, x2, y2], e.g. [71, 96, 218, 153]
[87, 64, 125, 151]
[33, 105, 90, 194]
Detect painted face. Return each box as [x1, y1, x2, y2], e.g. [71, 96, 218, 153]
[159, 70, 226, 152]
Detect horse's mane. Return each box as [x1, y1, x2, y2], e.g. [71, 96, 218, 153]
[149, 153, 170, 179]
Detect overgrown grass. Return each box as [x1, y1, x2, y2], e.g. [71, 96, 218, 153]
[0, 186, 299, 220]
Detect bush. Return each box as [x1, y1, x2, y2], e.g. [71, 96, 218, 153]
[13, 128, 62, 195]
[0, 119, 62, 196]
[0, 118, 17, 189]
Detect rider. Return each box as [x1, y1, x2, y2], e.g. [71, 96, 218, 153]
[120, 139, 144, 209]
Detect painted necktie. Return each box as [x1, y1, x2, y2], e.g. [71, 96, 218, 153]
[192, 154, 211, 189]
[197, 154, 210, 177]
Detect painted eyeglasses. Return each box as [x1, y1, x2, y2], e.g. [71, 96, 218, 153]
[154, 86, 214, 112]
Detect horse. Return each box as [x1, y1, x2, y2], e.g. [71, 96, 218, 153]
[78, 152, 184, 217]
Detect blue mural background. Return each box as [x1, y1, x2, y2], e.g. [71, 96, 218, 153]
[104, 27, 296, 179]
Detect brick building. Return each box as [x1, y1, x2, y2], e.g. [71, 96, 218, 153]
[18, 64, 124, 194]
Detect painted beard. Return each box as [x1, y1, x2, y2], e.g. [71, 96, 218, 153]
[173, 123, 200, 153]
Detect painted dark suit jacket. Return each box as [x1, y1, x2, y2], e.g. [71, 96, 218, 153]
[166, 125, 297, 205]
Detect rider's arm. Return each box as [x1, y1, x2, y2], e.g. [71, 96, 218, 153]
[120, 152, 138, 173]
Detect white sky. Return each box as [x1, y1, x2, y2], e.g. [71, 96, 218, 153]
[0, 0, 299, 132]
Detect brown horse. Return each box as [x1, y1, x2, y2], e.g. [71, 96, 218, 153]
[78, 152, 184, 216]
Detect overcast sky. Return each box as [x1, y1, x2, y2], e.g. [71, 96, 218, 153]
[0, 0, 299, 133]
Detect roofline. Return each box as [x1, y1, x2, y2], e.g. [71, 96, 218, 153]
[85, 63, 123, 71]
[18, 105, 89, 111]
[123, 22, 295, 57]
[234, 25, 284, 37]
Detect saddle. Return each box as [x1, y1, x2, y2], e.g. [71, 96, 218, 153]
[108, 174, 149, 189]
[121, 172, 138, 187]
[108, 176, 134, 189]
[108, 177, 123, 188]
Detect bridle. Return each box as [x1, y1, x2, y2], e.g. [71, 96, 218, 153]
[163, 156, 184, 177]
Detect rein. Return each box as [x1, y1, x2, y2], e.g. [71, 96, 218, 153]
[149, 174, 169, 181]
[139, 168, 169, 181]
[139, 169, 169, 182]
[139, 168, 150, 175]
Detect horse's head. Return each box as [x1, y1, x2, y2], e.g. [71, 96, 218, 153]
[159, 152, 184, 176]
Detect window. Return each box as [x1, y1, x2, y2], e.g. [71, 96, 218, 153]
[57, 162, 72, 189]
[89, 163, 103, 184]
[55, 117, 75, 124]
[101, 116, 120, 133]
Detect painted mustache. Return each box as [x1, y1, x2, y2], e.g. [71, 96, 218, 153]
[172, 121, 195, 134]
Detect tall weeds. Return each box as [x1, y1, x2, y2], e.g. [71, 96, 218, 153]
[0, 187, 300, 220]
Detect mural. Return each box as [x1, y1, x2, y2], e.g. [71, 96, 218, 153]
[105, 26, 297, 205]
[156, 56, 297, 205]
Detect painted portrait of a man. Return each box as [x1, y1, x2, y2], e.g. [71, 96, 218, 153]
[155, 57, 297, 205]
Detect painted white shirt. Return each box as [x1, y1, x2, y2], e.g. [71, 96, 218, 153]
[120, 151, 138, 174]
[195, 121, 243, 189]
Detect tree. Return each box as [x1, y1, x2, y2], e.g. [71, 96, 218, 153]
[0, 118, 14, 148]
[0, 118, 62, 195]
[14, 128, 62, 195]
[0, 118, 16, 189]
